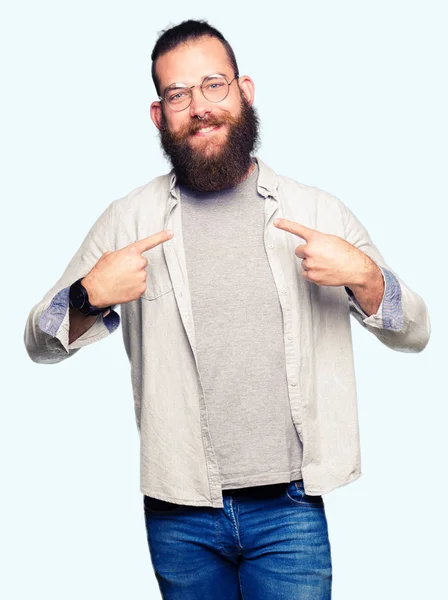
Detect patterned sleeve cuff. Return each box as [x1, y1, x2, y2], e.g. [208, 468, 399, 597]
[38, 287, 72, 336]
[38, 286, 120, 337]
[345, 266, 404, 331]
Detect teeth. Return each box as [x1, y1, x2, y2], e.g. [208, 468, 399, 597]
[197, 126, 217, 133]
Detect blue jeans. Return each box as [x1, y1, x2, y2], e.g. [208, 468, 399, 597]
[143, 479, 332, 599]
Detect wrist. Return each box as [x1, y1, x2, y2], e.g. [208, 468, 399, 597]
[347, 262, 384, 317]
[347, 255, 380, 291]
[80, 276, 106, 309]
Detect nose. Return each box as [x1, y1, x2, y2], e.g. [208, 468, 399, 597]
[188, 85, 212, 120]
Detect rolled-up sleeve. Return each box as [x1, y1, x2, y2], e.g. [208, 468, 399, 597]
[24, 201, 121, 363]
[345, 266, 405, 332]
[338, 199, 430, 353]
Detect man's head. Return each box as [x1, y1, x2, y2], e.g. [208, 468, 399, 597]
[150, 20, 261, 192]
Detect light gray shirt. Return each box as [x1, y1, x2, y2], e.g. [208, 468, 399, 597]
[24, 156, 431, 508]
[179, 161, 303, 489]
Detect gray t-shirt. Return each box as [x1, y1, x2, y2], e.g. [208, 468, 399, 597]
[179, 160, 303, 489]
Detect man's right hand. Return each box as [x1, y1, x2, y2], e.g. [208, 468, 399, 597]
[81, 229, 174, 308]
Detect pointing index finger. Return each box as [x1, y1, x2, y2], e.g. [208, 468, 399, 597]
[273, 218, 315, 241]
[132, 229, 174, 254]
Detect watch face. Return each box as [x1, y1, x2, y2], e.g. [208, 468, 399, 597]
[70, 284, 85, 309]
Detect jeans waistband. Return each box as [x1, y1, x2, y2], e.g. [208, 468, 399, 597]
[222, 479, 302, 497]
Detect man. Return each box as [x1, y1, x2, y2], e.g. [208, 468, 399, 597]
[24, 19, 430, 600]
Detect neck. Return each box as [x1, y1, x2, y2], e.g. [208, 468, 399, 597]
[238, 159, 256, 184]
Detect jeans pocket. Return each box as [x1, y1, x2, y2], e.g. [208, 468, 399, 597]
[143, 495, 184, 515]
[285, 479, 325, 508]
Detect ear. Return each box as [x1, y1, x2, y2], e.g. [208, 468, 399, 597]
[150, 101, 163, 130]
[237, 75, 255, 106]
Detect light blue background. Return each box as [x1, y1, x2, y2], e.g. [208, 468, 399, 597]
[2, 1, 446, 598]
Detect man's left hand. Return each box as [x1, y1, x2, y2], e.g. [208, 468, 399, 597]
[273, 218, 377, 287]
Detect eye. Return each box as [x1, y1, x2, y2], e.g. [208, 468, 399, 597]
[166, 88, 189, 103]
[205, 82, 224, 91]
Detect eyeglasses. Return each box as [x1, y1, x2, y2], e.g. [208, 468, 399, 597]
[159, 73, 239, 111]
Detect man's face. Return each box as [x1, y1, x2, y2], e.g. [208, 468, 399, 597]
[150, 36, 260, 192]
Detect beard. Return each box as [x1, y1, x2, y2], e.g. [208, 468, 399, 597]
[159, 95, 261, 192]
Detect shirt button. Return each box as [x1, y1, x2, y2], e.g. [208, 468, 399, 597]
[290, 380, 298, 386]
[268, 243, 274, 249]
[287, 335, 293, 341]
[281, 289, 287, 294]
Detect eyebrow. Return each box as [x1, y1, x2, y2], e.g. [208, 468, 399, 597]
[162, 72, 230, 95]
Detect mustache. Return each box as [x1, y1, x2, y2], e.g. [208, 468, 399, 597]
[173, 112, 238, 140]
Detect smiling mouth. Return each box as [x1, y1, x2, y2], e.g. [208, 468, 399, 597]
[193, 124, 223, 136]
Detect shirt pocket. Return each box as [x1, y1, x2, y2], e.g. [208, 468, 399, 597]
[140, 244, 174, 300]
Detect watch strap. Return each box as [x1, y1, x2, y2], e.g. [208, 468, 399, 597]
[69, 278, 108, 316]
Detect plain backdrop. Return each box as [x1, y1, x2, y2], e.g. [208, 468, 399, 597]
[1, 1, 446, 598]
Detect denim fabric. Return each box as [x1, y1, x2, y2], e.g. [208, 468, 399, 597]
[143, 480, 332, 600]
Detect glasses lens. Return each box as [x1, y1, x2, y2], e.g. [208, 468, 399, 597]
[165, 86, 191, 110]
[202, 76, 229, 102]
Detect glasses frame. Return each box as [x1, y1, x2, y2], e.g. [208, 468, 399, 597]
[158, 73, 239, 112]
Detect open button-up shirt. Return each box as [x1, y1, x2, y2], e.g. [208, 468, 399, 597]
[24, 156, 431, 507]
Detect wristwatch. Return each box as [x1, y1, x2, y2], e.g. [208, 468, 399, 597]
[69, 277, 109, 316]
